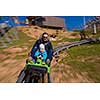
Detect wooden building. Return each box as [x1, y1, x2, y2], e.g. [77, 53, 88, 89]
[26, 16, 65, 30]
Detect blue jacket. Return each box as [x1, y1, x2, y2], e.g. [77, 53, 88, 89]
[34, 50, 47, 62]
[31, 38, 53, 61]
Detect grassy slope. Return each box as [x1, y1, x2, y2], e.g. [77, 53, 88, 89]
[0, 30, 37, 82]
[0, 29, 36, 53]
[51, 32, 80, 47]
[1, 27, 100, 82]
[51, 31, 100, 82]
[60, 44, 100, 82]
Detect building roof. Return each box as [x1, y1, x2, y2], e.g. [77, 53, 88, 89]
[42, 16, 65, 28]
[26, 16, 66, 29]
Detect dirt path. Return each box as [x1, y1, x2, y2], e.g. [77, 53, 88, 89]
[0, 47, 27, 83]
[0, 59, 25, 83]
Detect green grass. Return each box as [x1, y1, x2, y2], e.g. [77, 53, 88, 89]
[60, 44, 100, 82]
[7, 31, 33, 47]
[52, 38, 80, 47]
[0, 30, 36, 50]
[61, 38, 80, 42]
[67, 44, 100, 57]
[0, 30, 36, 62]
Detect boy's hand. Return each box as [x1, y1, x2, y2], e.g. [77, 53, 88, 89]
[28, 56, 33, 61]
[37, 55, 43, 59]
[37, 56, 40, 58]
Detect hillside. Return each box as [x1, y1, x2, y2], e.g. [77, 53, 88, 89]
[0, 26, 100, 83]
[52, 43, 100, 82]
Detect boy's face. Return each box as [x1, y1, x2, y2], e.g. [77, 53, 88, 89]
[40, 48, 44, 53]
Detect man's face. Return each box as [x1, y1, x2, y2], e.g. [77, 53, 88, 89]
[42, 34, 48, 42]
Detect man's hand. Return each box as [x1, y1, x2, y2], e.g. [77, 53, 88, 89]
[26, 56, 33, 64]
[37, 56, 39, 59]
[28, 56, 33, 61]
[46, 59, 50, 64]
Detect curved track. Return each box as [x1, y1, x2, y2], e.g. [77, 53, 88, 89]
[53, 38, 95, 56]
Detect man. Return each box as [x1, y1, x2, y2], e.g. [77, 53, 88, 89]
[30, 32, 53, 65]
[28, 32, 53, 83]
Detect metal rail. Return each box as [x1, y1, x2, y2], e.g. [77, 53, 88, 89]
[53, 38, 95, 56]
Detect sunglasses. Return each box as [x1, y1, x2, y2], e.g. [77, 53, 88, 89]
[43, 36, 48, 38]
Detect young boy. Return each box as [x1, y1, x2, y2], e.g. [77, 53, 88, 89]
[34, 44, 47, 63]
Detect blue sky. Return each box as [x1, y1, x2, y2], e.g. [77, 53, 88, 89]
[58, 16, 95, 31]
[0, 16, 95, 31]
